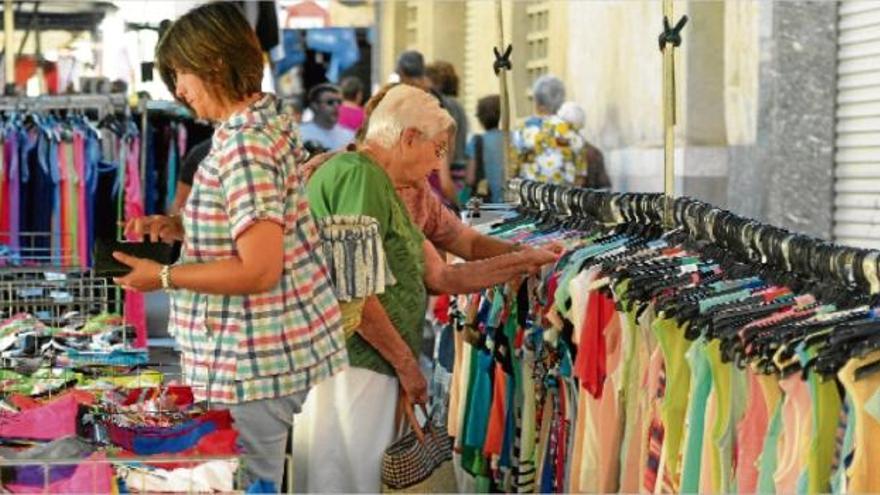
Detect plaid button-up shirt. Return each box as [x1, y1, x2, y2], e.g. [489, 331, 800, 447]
[170, 94, 347, 405]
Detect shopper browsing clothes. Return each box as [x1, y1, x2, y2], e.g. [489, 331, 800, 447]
[110, 2, 347, 489]
[295, 84, 558, 492]
[305, 84, 551, 271]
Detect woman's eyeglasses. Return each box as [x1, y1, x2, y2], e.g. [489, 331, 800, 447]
[434, 141, 449, 160]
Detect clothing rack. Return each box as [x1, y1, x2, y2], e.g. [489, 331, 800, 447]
[0, 94, 129, 120]
[0, 268, 115, 327]
[134, 98, 209, 214]
[512, 179, 880, 295]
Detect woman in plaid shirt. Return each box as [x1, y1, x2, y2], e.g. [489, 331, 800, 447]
[112, 2, 347, 489]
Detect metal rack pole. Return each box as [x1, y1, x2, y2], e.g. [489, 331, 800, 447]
[495, 0, 513, 201]
[659, 2, 687, 228]
[661, 0, 677, 227]
[3, 0, 14, 93]
[0, 94, 127, 112]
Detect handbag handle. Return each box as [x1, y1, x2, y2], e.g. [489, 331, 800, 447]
[396, 387, 430, 444]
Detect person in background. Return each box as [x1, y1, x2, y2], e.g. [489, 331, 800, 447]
[511, 75, 587, 186]
[170, 136, 212, 214]
[395, 50, 431, 90]
[338, 76, 366, 132]
[464, 94, 505, 203]
[113, 2, 347, 489]
[426, 61, 469, 205]
[299, 83, 355, 152]
[556, 101, 611, 190]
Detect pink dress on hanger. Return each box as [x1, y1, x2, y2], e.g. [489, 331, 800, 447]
[123, 136, 148, 348]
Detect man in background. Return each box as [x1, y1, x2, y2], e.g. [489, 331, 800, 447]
[299, 83, 355, 152]
[395, 50, 430, 90]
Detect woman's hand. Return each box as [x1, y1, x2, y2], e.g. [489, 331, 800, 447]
[396, 355, 428, 405]
[112, 252, 163, 292]
[124, 215, 184, 243]
[521, 246, 560, 272]
[536, 241, 566, 256]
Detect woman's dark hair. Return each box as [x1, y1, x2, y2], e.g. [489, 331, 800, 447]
[476, 95, 501, 130]
[156, 2, 264, 104]
[425, 61, 459, 97]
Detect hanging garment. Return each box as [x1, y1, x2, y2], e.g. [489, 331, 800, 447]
[122, 136, 147, 348]
[838, 349, 880, 494]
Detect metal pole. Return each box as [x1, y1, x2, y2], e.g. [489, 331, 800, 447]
[4, 0, 14, 92]
[661, 0, 677, 227]
[496, 0, 512, 200]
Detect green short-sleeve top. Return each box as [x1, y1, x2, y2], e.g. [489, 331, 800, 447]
[307, 152, 427, 376]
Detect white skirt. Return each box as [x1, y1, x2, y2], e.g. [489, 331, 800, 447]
[292, 368, 399, 493]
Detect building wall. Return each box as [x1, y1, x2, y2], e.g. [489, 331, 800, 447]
[377, 0, 465, 86]
[376, 1, 838, 238]
[327, 0, 375, 28]
[462, 0, 502, 131]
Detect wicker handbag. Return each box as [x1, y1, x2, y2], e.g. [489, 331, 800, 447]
[381, 397, 457, 493]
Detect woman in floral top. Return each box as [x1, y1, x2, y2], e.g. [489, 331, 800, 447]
[512, 75, 588, 186]
[111, 2, 346, 489]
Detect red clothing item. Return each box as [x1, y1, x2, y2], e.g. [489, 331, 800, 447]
[122, 386, 195, 408]
[575, 291, 616, 398]
[433, 294, 451, 324]
[483, 363, 508, 457]
[8, 394, 40, 411]
[338, 103, 365, 131]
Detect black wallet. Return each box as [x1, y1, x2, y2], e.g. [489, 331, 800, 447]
[92, 238, 176, 277]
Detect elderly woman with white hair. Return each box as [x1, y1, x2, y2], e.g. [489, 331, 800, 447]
[512, 75, 588, 186]
[294, 84, 557, 492]
[557, 101, 612, 189]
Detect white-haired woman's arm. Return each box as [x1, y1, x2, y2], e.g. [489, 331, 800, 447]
[421, 240, 556, 295]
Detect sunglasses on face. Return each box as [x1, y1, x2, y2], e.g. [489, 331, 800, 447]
[320, 98, 342, 107]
